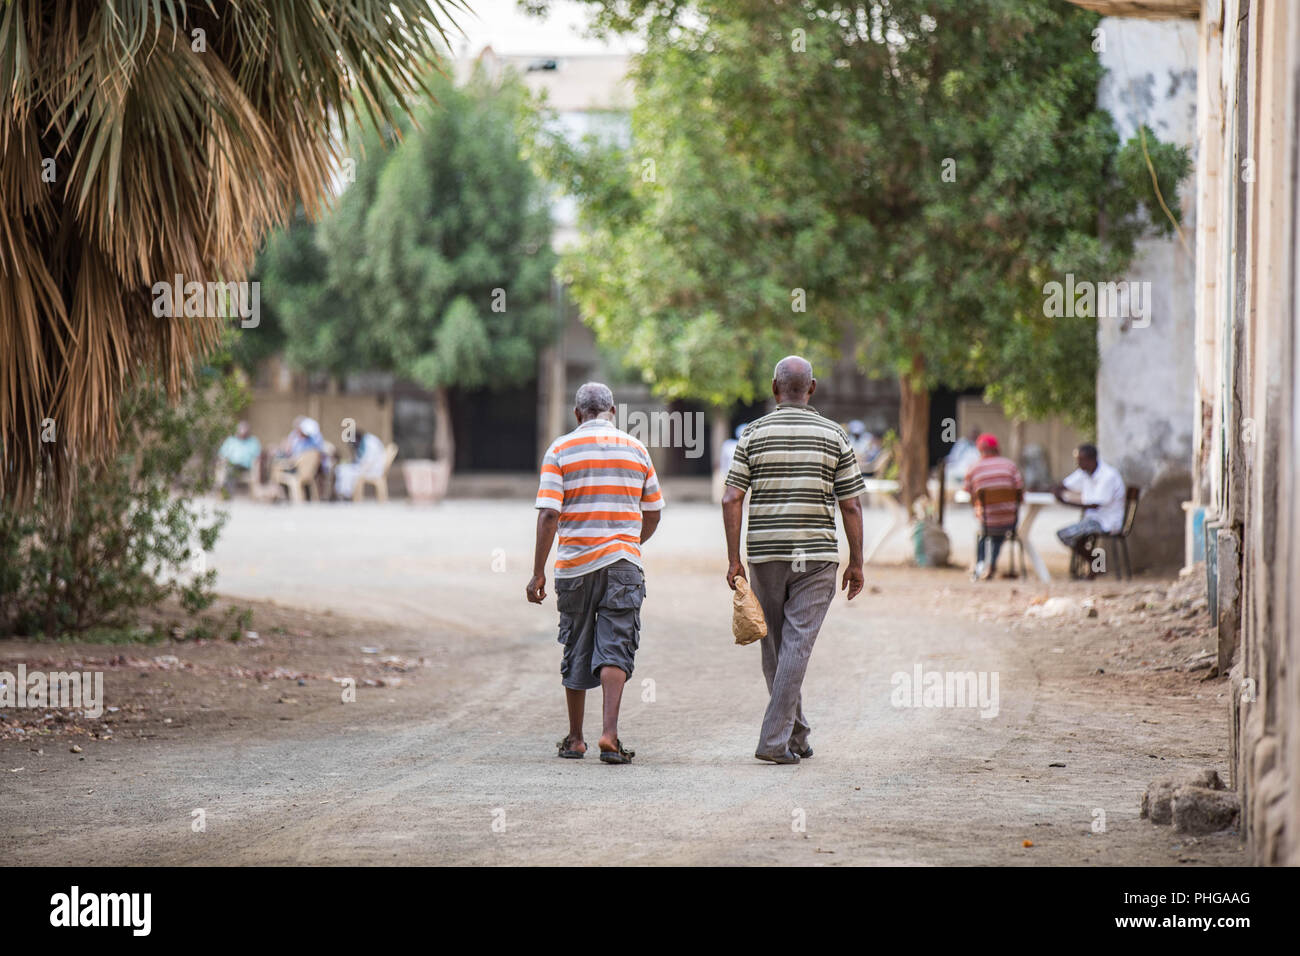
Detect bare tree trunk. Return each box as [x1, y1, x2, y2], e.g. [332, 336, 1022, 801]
[433, 386, 455, 466]
[897, 355, 930, 511]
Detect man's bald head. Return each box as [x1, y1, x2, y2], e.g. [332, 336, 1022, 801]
[773, 355, 815, 403]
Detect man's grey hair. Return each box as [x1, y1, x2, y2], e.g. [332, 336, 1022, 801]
[575, 382, 615, 417]
[773, 355, 813, 397]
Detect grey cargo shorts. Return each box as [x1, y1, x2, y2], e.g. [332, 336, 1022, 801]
[554, 559, 645, 690]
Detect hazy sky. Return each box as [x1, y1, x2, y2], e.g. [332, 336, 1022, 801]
[447, 0, 643, 57]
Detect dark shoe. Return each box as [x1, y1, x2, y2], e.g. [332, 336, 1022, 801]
[556, 735, 585, 759]
[755, 751, 800, 765]
[599, 738, 635, 764]
[790, 744, 813, 759]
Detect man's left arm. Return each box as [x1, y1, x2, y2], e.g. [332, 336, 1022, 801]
[838, 495, 865, 600]
[833, 441, 867, 600]
[722, 484, 747, 589]
[640, 457, 664, 544]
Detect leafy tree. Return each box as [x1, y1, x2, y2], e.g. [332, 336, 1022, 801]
[539, 0, 1189, 505]
[0, 341, 246, 637]
[255, 69, 557, 465]
[540, 72, 804, 410]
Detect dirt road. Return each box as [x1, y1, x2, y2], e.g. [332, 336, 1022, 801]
[0, 501, 1244, 864]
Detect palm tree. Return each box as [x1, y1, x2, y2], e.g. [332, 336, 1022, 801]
[0, 0, 464, 503]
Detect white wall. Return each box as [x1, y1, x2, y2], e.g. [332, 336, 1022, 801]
[1095, 17, 1200, 566]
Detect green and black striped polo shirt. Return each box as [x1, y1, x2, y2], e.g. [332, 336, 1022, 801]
[724, 403, 866, 564]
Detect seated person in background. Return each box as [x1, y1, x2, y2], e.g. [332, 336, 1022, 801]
[273, 416, 324, 457]
[297, 417, 325, 454]
[963, 433, 1024, 580]
[298, 417, 331, 467]
[1052, 443, 1126, 567]
[217, 422, 261, 496]
[270, 416, 330, 498]
[272, 416, 306, 463]
[335, 428, 387, 500]
[280, 416, 327, 465]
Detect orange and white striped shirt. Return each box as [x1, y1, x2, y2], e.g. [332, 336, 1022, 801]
[536, 418, 665, 578]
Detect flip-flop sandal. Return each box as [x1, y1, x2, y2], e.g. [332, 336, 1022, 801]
[556, 735, 585, 759]
[599, 739, 635, 764]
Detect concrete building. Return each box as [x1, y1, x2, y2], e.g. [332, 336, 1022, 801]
[1074, 0, 1300, 865]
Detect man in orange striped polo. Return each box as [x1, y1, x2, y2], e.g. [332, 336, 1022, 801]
[526, 382, 664, 765]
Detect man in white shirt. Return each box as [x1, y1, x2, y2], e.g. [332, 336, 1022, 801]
[1051, 444, 1127, 567]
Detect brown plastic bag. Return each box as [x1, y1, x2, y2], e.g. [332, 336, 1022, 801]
[732, 577, 767, 645]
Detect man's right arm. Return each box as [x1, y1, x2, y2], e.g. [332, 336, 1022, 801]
[722, 484, 746, 589]
[721, 430, 751, 589]
[526, 508, 558, 604]
[528, 446, 563, 604]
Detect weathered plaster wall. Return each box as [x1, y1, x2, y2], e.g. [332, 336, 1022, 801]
[1095, 17, 1199, 568]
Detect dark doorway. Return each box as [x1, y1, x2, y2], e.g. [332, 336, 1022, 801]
[450, 382, 539, 471]
[929, 385, 984, 466]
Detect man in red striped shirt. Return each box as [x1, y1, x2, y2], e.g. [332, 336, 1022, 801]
[962, 433, 1024, 580]
[526, 383, 664, 764]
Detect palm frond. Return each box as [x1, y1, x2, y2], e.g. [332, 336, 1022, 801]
[0, 0, 466, 504]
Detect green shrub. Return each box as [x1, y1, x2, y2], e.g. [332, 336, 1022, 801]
[0, 348, 246, 637]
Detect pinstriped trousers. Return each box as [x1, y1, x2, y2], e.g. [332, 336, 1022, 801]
[747, 560, 838, 757]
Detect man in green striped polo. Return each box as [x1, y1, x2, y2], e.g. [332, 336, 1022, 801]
[722, 356, 866, 764]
